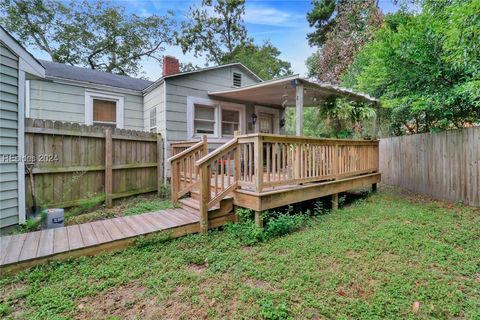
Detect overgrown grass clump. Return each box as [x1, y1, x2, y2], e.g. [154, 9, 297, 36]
[1, 190, 479, 319]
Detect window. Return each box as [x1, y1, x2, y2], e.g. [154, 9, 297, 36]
[93, 99, 116, 127]
[149, 108, 157, 132]
[233, 72, 242, 87]
[194, 104, 216, 135]
[187, 97, 245, 139]
[85, 91, 124, 128]
[221, 108, 240, 136]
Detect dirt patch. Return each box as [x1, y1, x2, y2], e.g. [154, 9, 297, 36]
[0, 281, 28, 318]
[75, 283, 212, 320]
[188, 263, 207, 275]
[244, 277, 278, 292]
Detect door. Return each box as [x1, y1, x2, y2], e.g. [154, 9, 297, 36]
[258, 112, 274, 134]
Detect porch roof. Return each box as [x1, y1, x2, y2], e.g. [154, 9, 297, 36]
[208, 75, 378, 107]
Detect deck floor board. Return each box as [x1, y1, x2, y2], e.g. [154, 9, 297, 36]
[0, 208, 201, 270]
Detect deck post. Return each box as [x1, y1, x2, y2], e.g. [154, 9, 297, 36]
[295, 82, 304, 136]
[331, 193, 339, 210]
[234, 131, 240, 189]
[199, 164, 210, 233]
[371, 183, 378, 193]
[254, 135, 263, 193]
[255, 211, 264, 228]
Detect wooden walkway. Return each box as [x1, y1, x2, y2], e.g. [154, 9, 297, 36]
[0, 208, 202, 272]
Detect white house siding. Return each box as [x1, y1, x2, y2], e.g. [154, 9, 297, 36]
[29, 80, 144, 130]
[165, 66, 259, 141]
[163, 66, 262, 176]
[143, 82, 165, 135]
[0, 43, 19, 227]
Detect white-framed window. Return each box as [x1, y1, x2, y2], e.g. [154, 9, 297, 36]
[233, 72, 242, 87]
[85, 91, 124, 128]
[149, 108, 157, 132]
[187, 96, 245, 140]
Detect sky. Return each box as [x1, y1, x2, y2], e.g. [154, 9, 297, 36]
[31, 0, 401, 81]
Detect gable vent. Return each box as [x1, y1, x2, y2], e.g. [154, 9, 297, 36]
[233, 72, 242, 87]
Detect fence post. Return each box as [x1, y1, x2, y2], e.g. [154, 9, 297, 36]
[105, 128, 113, 207]
[157, 133, 164, 197]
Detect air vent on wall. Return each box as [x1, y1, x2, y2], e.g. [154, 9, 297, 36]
[233, 72, 242, 87]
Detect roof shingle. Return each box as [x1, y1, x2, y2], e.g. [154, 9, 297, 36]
[39, 60, 153, 91]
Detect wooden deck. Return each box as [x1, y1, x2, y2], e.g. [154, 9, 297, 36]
[170, 133, 381, 232]
[0, 208, 235, 273]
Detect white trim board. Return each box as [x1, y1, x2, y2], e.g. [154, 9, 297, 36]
[18, 70, 26, 224]
[84, 90, 124, 128]
[255, 105, 280, 134]
[186, 96, 246, 142]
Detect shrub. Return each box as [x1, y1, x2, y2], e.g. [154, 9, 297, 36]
[225, 207, 310, 246]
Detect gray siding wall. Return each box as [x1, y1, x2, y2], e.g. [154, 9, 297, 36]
[0, 43, 19, 227]
[143, 82, 165, 136]
[165, 66, 259, 146]
[29, 80, 144, 130]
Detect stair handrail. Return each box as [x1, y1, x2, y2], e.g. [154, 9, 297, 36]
[169, 136, 208, 204]
[196, 134, 241, 233]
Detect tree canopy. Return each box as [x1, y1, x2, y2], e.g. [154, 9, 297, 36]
[1, 0, 175, 77]
[177, 0, 292, 80]
[343, 0, 480, 135]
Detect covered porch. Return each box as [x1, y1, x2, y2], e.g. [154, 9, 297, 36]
[169, 76, 380, 232]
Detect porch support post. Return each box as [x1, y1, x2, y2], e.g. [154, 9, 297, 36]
[332, 193, 339, 210]
[255, 211, 264, 228]
[295, 82, 304, 136]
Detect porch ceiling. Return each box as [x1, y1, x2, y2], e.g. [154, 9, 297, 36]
[208, 75, 378, 107]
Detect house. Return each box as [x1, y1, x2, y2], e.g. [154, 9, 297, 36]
[27, 56, 276, 180]
[0, 27, 45, 228]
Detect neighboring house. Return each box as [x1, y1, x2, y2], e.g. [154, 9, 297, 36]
[0, 27, 45, 228]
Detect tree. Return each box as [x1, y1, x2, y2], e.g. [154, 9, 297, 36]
[307, 0, 383, 84]
[1, 0, 175, 77]
[221, 41, 293, 80]
[306, 0, 337, 47]
[177, 0, 249, 65]
[178, 0, 292, 80]
[343, 0, 480, 135]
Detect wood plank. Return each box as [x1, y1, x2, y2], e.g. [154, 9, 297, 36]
[148, 212, 180, 229]
[121, 216, 151, 234]
[90, 221, 113, 243]
[101, 219, 125, 240]
[53, 227, 69, 253]
[66, 225, 84, 250]
[2, 234, 27, 265]
[0, 235, 12, 264]
[79, 223, 98, 247]
[162, 209, 193, 225]
[18, 231, 41, 262]
[111, 217, 137, 238]
[172, 209, 199, 223]
[36, 229, 54, 257]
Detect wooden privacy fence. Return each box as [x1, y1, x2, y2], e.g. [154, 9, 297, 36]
[379, 127, 479, 206]
[24, 118, 164, 210]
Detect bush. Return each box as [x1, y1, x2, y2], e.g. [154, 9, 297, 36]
[225, 207, 310, 246]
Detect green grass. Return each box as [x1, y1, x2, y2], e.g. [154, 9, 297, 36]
[1, 190, 479, 319]
[64, 194, 173, 225]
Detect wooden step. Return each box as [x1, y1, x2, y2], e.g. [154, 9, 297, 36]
[179, 197, 220, 212]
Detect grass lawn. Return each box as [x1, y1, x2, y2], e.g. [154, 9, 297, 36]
[1, 189, 479, 319]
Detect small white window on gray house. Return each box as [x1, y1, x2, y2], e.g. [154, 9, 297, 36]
[233, 72, 242, 87]
[149, 108, 157, 132]
[194, 104, 216, 135]
[93, 99, 117, 127]
[221, 109, 240, 136]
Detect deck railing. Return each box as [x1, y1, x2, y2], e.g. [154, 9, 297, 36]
[170, 140, 200, 157]
[169, 136, 208, 204]
[170, 133, 379, 233]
